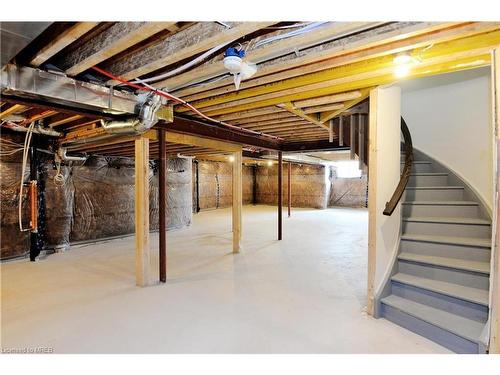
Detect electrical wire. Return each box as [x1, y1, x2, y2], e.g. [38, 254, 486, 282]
[91, 66, 282, 140]
[253, 22, 329, 49]
[18, 120, 36, 232]
[264, 22, 314, 30]
[129, 43, 229, 85]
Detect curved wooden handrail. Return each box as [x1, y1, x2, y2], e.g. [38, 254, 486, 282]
[383, 117, 414, 216]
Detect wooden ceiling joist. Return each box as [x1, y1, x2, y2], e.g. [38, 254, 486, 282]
[176, 22, 496, 103]
[0, 104, 27, 118]
[215, 107, 284, 122]
[56, 22, 178, 76]
[293, 91, 362, 108]
[30, 22, 99, 67]
[301, 103, 345, 114]
[320, 89, 371, 122]
[156, 22, 382, 91]
[104, 22, 274, 82]
[277, 102, 329, 130]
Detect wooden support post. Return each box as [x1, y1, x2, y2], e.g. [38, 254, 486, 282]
[158, 129, 167, 283]
[358, 114, 365, 171]
[135, 136, 150, 287]
[339, 116, 344, 146]
[232, 150, 242, 253]
[287, 161, 292, 218]
[329, 119, 334, 143]
[278, 151, 283, 240]
[350, 114, 356, 160]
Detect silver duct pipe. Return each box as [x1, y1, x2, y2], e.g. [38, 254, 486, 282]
[57, 147, 87, 162]
[100, 92, 162, 135]
[177, 153, 196, 160]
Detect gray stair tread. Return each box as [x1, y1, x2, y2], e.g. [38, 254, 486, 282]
[391, 273, 489, 306]
[410, 172, 448, 176]
[402, 161, 432, 164]
[402, 201, 478, 206]
[403, 216, 491, 225]
[406, 186, 464, 190]
[401, 234, 491, 248]
[381, 295, 485, 343]
[398, 252, 490, 274]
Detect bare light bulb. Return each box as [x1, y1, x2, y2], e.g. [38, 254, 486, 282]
[267, 160, 273, 166]
[394, 64, 411, 78]
[228, 155, 235, 162]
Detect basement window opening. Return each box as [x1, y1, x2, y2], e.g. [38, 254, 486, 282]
[331, 160, 362, 178]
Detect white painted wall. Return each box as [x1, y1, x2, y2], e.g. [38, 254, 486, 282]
[368, 86, 402, 312]
[401, 68, 493, 211]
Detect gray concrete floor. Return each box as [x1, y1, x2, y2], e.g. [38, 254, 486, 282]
[1, 205, 449, 353]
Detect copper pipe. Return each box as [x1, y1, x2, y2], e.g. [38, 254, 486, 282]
[29, 181, 37, 232]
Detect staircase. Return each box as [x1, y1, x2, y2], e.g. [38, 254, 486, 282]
[377, 149, 492, 354]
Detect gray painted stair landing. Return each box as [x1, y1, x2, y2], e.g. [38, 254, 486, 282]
[377, 150, 491, 354]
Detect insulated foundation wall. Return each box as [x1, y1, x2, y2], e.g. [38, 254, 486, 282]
[256, 163, 328, 209]
[193, 160, 253, 211]
[0, 143, 192, 259]
[328, 167, 368, 208]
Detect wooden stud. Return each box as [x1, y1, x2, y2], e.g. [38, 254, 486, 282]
[135, 136, 150, 287]
[329, 120, 334, 143]
[350, 115, 356, 160]
[232, 149, 243, 253]
[278, 102, 330, 130]
[358, 114, 365, 170]
[339, 116, 344, 146]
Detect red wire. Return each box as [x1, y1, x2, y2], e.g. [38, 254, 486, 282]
[91, 66, 282, 140]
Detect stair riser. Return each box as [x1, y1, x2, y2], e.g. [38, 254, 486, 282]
[402, 221, 491, 239]
[402, 163, 433, 173]
[402, 204, 479, 218]
[408, 175, 448, 187]
[400, 239, 491, 262]
[404, 189, 464, 201]
[398, 261, 489, 290]
[381, 303, 480, 354]
[391, 282, 488, 321]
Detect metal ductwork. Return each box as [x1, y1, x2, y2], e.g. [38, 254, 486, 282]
[56, 147, 87, 162]
[100, 92, 163, 135]
[1, 22, 52, 67]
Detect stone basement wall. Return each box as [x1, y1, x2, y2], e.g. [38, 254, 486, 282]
[256, 163, 329, 209]
[0, 143, 192, 260]
[193, 160, 253, 211]
[328, 166, 368, 208]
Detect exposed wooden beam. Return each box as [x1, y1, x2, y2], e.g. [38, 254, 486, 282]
[30, 22, 99, 66]
[215, 107, 284, 121]
[278, 102, 329, 130]
[105, 22, 274, 82]
[302, 103, 344, 114]
[0, 104, 26, 118]
[157, 117, 281, 151]
[177, 22, 496, 102]
[157, 22, 382, 90]
[60, 22, 177, 76]
[320, 89, 371, 122]
[48, 114, 83, 127]
[293, 91, 362, 108]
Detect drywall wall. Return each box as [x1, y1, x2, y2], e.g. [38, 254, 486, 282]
[256, 163, 329, 209]
[367, 86, 402, 313]
[401, 67, 493, 210]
